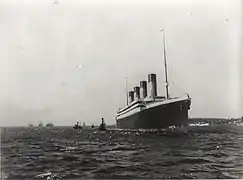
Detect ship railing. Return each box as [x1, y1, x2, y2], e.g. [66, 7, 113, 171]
[117, 100, 145, 113]
[170, 93, 190, 100]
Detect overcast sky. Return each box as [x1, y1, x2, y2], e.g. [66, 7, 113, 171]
[0, 0, 242, 126]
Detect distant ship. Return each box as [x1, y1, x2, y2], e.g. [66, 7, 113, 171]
[116, 30, 191, 129]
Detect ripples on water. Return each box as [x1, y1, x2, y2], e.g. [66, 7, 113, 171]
[1, 122, 243, 179]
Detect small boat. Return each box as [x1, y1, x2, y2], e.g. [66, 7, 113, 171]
[73, 121, 82, 129]
[28, 123, 34, 127]
[98, 118, 106, 131]
[46, 123, 54, 127]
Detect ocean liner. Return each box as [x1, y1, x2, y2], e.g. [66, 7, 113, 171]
[116, 31, 191, 129]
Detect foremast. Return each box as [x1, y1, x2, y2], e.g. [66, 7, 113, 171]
[160, 29, 170, 99]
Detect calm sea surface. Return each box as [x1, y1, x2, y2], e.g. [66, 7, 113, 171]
[1, 122, 243, 179]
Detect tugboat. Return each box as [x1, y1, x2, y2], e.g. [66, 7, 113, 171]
[98, 118, 106, 131]
[73, 121, 82, 129]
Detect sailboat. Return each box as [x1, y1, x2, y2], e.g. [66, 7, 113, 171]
[116, 30, 191, 129]
[38, 122, 44, 128]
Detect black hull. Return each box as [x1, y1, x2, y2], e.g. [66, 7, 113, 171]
[116, 99, 190, 129]
[73, 126, 82, 129]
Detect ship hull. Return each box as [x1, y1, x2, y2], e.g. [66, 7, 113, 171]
[116, 99, 190, 129]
